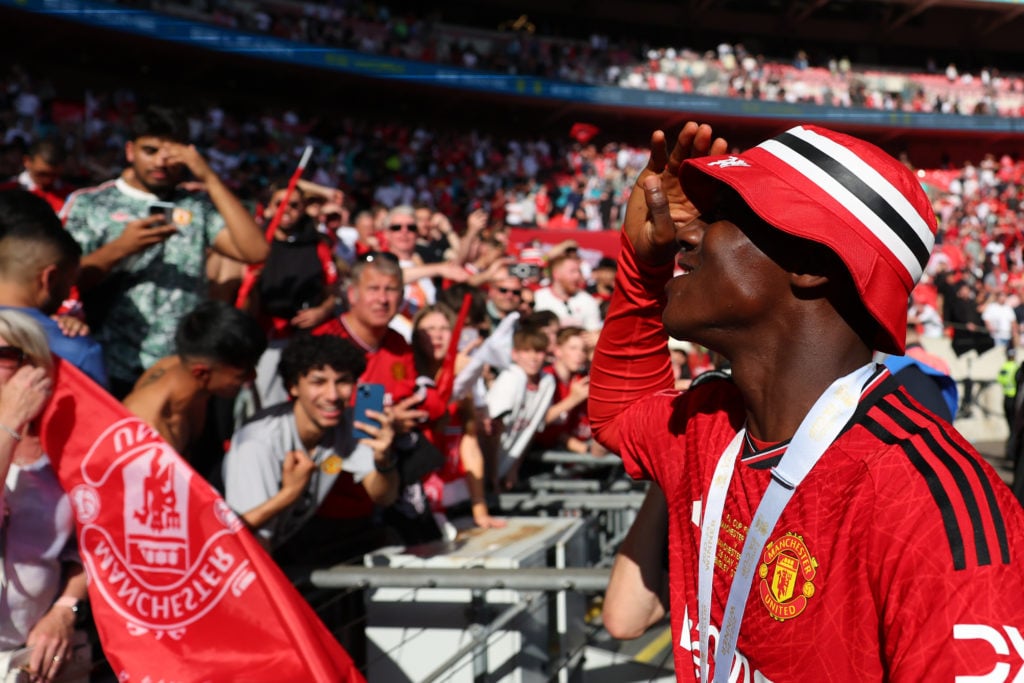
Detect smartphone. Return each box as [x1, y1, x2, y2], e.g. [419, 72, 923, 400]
[352, 383, 385, 441]
[457, 326, 479, 352]
[148, 201, 176, 226]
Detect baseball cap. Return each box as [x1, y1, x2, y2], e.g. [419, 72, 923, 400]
[680, 124, 936, 354]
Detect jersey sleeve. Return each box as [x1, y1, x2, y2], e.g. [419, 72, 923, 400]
[589, 232, 676, 454]
[615, 389, 685, 482]
[200, 195, 228, 247]
[61, 191, 105, 255]
[869, 439, 1024, 681]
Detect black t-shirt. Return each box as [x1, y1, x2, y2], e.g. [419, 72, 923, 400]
[258, 220, 327, 319]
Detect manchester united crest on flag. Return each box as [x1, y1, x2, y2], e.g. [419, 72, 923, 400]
[71, 418, 256, 638]
[758, 532, 818, 622]
[42, 360, 365, 682]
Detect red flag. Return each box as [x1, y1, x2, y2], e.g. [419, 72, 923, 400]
[433, 293, 471, 405]
[569, 122, 600, 144]
[40, 360, 364, 682]
[264, 145, 313, 241]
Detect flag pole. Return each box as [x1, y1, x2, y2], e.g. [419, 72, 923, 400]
[263, 145, 313, 241]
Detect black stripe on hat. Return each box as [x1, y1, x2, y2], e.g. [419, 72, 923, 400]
[774, 132, 932, 269]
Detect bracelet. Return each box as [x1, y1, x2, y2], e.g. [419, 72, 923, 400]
[54, 596, 80, 613]
[0, 423, 22, 441]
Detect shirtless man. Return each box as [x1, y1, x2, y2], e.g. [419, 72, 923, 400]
[123, 300, 265, 459]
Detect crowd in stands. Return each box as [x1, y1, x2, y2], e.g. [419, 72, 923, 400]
[0, 64, 646, 233]
[117, 0, 1024, 116]
[7, 31, 1024, 673]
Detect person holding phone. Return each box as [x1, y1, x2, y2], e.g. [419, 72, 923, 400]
[60, 106, 268, 398]
[223, 334, 398, 555]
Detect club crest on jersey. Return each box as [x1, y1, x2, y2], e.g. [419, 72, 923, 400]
[758, 532, 817, 621]
[170, 207, 193, 227]
[391, 362, 407, 381]
[68, 418, 255, 638]
[321, 453, 343, 474]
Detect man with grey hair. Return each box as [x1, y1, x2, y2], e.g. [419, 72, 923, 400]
[384, 204, 468, 328]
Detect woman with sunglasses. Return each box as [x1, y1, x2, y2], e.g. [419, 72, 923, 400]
[0, 310, 88, 682]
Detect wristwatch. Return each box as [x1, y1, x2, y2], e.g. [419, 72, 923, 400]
[54, 596, 80, 614]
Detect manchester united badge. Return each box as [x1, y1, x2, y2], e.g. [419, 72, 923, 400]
[758, 532, 817, 621]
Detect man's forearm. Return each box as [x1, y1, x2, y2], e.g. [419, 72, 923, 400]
[77, 242, 130, 290]
[207, 175, 269, 263]
[589, 234, 675, 454]
[362, 467, 399, 506]
[240, 484, 305, 531]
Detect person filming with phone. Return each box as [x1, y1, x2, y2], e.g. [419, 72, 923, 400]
[60, 105, 268, 398]
[223, 333, 398, 556]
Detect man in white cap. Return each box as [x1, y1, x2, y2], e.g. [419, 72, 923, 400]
[592, 122, 1024, 681]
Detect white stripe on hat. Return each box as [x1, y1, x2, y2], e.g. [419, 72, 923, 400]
[787, 126, 935, 255]
[757, 130, 931, 283]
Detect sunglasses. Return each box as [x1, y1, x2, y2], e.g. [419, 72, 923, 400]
[497, 287, 522, 296]
[359, 251, 400, 264]
[389, 223, 416, 232]
[323, 212, 342, 221]
[0, 346, 25, 366]
[271, 200, 302, 210]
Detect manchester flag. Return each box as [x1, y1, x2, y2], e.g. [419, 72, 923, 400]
[40, 359, 364, 682]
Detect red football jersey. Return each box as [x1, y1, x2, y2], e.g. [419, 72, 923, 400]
[615, 377, 1024, 681]
[591, 234, 1024, 681]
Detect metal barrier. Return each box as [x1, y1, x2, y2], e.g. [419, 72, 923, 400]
[310, 566, 611, 592]
[303, 453, 656, 682]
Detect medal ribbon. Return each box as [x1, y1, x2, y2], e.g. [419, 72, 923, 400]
[697, 362, 876, 683]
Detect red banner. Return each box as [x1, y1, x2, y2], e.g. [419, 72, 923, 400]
[507, 228, 621, 264]
[40, 360, 363, 682]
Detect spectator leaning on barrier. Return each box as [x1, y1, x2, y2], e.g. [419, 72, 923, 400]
[60, 105, 268, 398]
[223, 334, 399, 555]
[122, 301, 265, 470]
[592, 121, 1024, 679]
[486, 324, 556, 491]
[313, 252, 450, 547]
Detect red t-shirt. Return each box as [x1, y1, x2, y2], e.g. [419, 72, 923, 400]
[533, 368, 590, 450]
[0, 177, 72, 213]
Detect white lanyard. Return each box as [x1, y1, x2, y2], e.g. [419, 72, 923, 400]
[697, 362, 877, 683]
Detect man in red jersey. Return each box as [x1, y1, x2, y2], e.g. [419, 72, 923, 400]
[591, 121, 1024, 682]
[0, 139, 73, 213]
[313, 253, 444, 424]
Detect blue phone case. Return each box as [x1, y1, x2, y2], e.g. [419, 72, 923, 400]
[352, 383, 385, 441]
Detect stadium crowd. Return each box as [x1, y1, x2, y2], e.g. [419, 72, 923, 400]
[119, 0, 1024, 116]
[4, 30, 1024, 678]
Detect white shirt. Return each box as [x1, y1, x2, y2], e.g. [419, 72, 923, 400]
[486, 365, 556, 476]
[0, 455, 78, 649]
[982, 301, 1017, 343]
[533, 288, 603, 331]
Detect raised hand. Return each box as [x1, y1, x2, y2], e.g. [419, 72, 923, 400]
[623, 122, 728, 265]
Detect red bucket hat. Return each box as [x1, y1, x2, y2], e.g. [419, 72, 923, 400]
[680, 124, 937, 354]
